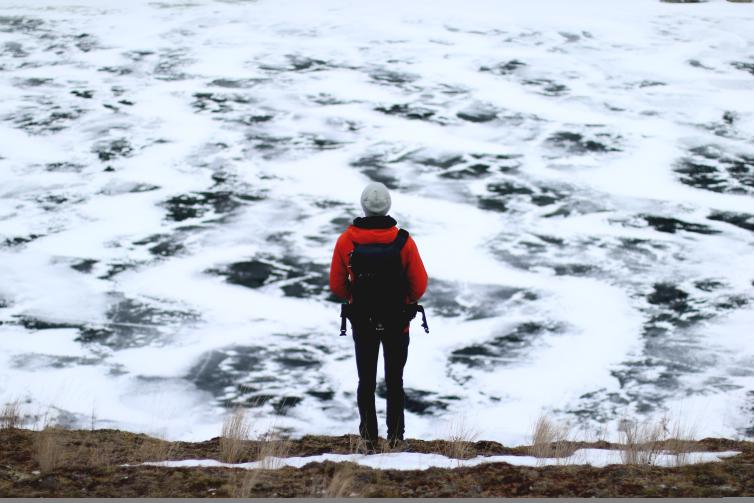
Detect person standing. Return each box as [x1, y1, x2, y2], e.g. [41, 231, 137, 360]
[329, 182, 428, 450]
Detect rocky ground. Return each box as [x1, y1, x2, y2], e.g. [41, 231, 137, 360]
[0, 427, 753, 497]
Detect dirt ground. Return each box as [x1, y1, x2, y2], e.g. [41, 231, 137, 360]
[0, 428, 753, 497]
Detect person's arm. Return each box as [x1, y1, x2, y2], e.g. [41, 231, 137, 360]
[329, 232, 351, 301]
[402, 236, 428, 302]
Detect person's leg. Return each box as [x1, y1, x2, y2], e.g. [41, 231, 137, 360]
[353, 326, 380, 443]
[382, 330, 410, 442]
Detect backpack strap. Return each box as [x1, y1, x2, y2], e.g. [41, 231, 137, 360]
[394, 229, 409, 250]
[340, 303, 352, 336]
[417, 304, 429, 333]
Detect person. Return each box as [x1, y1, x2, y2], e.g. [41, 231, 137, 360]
[329, 182, 428, 451]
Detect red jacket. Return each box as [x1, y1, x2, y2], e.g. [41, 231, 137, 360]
[330, 216, 428, 304]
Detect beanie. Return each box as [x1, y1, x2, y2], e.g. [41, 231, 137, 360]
[360, 182, 391, 216]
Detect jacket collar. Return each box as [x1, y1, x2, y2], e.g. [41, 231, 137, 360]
[352, 215, 397, 229]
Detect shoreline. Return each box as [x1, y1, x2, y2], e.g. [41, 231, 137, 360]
[1, 427, 752, 497]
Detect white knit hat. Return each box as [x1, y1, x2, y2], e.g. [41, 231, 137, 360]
[360, 182, 391, 216]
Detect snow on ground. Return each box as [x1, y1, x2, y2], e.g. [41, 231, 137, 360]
[143, 449, 742, 471]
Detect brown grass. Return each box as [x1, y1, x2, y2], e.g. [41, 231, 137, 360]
[618, 415, 697, 467]
[665, 416, 697, 467]
[0, 427, 750, 497]
[0, 399, 23, 429]
[347, 434, 374, 455]
[220, 407, 251, 463]
[256, 428, 292, 469]
[232, 468, 270, 498]
[85, 441, 116, 469]
[135, 434, 176, 463]
[228, 426, 292, 496]
[34, 427, 63, 473]
[443, 417, 479, 461]
[528, 414, 574, 463]
[618, 416, 669, 465]
[325, 463, 357, 498]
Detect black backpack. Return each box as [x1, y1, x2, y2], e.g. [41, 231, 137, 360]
[339, 229, 429, 335]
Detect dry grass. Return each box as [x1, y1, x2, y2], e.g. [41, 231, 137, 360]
[618, 415, 697, 466]
[34, 427, 63, 473]
[618, 417, 666, 465]
[255, 428, 292, 469]
[0, 399, 23, 429]
[665, 417, 697, 467]
[325, 464, 357, 498]
[226, 419, 293, 496]
[30, 405, 57, 432]
[228, 425, 292, 496]
[220, 407, 251, 463]
[84, 441, 116, 469]
[578, 422, 610, 444]
[135, 434, 176, 463]
[443, 417, 479, 461]
[346, 434, 374, 455]
[528, 414, 574, 463]
[232, 468, 270, 498]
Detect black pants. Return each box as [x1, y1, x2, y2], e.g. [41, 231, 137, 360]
[353, 326, 410, 442]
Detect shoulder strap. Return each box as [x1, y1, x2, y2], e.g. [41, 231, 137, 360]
[394, 229, 409, 250]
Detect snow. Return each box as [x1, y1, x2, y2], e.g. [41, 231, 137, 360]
[143, 448, 742, 471]
[0, 0, 753, 443]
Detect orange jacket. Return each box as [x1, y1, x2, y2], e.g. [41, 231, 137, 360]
[329, 216, 428, 304]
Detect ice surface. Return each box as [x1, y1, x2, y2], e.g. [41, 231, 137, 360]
[1, 0, 754, 443]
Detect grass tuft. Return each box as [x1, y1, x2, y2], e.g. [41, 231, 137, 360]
[136, 433, 176, 463]
[220, 407, 251, 463]
[34, 427, 62, 473]
[325, 463, 357, 497]
[256, 428, 292, 469]
[0, 399, 23, 430]
[233, 468, 269, 498]
[665, 416, 697, 466]
[443, 416, 479, 461]
[619, 414, 697, 466]
[528, 414, 574, 463]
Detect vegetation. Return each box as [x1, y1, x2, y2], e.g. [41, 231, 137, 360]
[529, 414, 575, 462]
[0, 425, 752, 497]
[219, 407, 251, 464]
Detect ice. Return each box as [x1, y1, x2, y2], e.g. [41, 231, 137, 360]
[1, 0, 753, 443]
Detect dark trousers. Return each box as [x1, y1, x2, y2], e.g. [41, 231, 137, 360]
[353, 326, 410, 442]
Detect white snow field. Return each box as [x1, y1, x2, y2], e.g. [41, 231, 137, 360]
[0, 0, 753, 445]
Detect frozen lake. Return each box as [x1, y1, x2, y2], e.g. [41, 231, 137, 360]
[1, 0, 753, 444]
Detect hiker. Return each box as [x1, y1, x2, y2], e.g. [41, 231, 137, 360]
[329, 182, 428, 450]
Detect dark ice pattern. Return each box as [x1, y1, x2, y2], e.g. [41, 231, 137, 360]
[187, 342, 333, 415]
[675, 145, 754, 195]
[207, 255, 333, 301]
[449, 322, 562, 379]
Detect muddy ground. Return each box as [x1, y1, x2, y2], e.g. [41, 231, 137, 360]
[0, 428, 753, 497]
